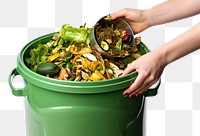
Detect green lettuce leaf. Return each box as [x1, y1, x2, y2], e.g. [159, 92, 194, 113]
[59, 24, 92, 45]
[25, 43, 49, 71]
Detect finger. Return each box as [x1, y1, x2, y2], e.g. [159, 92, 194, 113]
[110, 9, 127, 20]
[129, 79, 158, 97]
[128, 82, 151, 97]
[123, 72, 146, 95]
[122, 63, 137, 76]
[130, 82, 152, 97]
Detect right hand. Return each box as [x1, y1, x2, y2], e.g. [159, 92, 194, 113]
[111, 8, 152, 34]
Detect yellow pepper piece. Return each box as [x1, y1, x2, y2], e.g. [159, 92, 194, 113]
[47, 53, 60, 62]
[81, 57, 90, 69]
[89, 71, 106, 81]
[69, 44, 92, 55]
[120, 30, 126, 38]
[78, 47, 92, 55]
[88, 61, 100, 71]
[69, 44, 77, 53]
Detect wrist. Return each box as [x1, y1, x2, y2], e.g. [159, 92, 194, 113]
[154, 46, 170, 67]
[143, 8, 155, 28]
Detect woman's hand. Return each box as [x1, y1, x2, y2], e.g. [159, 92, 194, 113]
[111, 8, 153, 34]
[111, 1, 200, 98]
[122, 51, 166, 97]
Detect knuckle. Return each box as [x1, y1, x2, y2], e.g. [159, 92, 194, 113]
[142, 70, 149, 77]
[149, 75, 156, 81]
[123, 8, 130, 12]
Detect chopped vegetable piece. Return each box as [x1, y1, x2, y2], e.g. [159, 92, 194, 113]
[100, 41, 109, 51]
[58, 68, 68, 80]
[89, 71, 106, 81]
[36, 62, 60, 77]
[69, 44, 92, 55]
[122, 32, 131, 43]
[47, 53, 60, 62]
[104, 15, 112, 21]
[59, 24, 92, 45]
[25, 43, 49, 71]
[116, 38, 122, 50]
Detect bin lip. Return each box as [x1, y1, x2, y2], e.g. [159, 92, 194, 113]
[16, 32, 140, 94]
[17, 58, 138, 94]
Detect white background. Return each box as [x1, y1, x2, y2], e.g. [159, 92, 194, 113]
[0, 0, 200, 136]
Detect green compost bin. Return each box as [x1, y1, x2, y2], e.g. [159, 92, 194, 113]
[8, 33, 160, 136]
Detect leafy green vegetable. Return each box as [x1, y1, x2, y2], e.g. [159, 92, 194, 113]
[59, 24, 92, 45]
[122, 56, 135, 66]
[25, 43, 49, 71]
[138, 42, 150, 55]
[115, 38, 122, 50]
[114, 30, 120, 37]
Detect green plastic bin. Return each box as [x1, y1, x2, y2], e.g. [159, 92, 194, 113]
[8, 33, 160, 136]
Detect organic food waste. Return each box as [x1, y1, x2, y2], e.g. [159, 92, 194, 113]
[25, 22, 145, 81]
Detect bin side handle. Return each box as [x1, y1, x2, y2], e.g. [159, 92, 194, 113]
[144, 79, 161, 97]
[8, 68, 27, 96]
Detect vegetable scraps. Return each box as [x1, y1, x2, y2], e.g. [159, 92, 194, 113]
[94, 17, 132, 58]
[25, 23, 143, 81]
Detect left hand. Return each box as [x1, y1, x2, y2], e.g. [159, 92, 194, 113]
[122, 51, 165, 97]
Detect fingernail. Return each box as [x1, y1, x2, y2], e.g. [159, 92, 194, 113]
[123, 92, 128, 97]
[118, 73, 123, 77]
[129, 94, 135, 98]
[136, 93, 141, 97]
